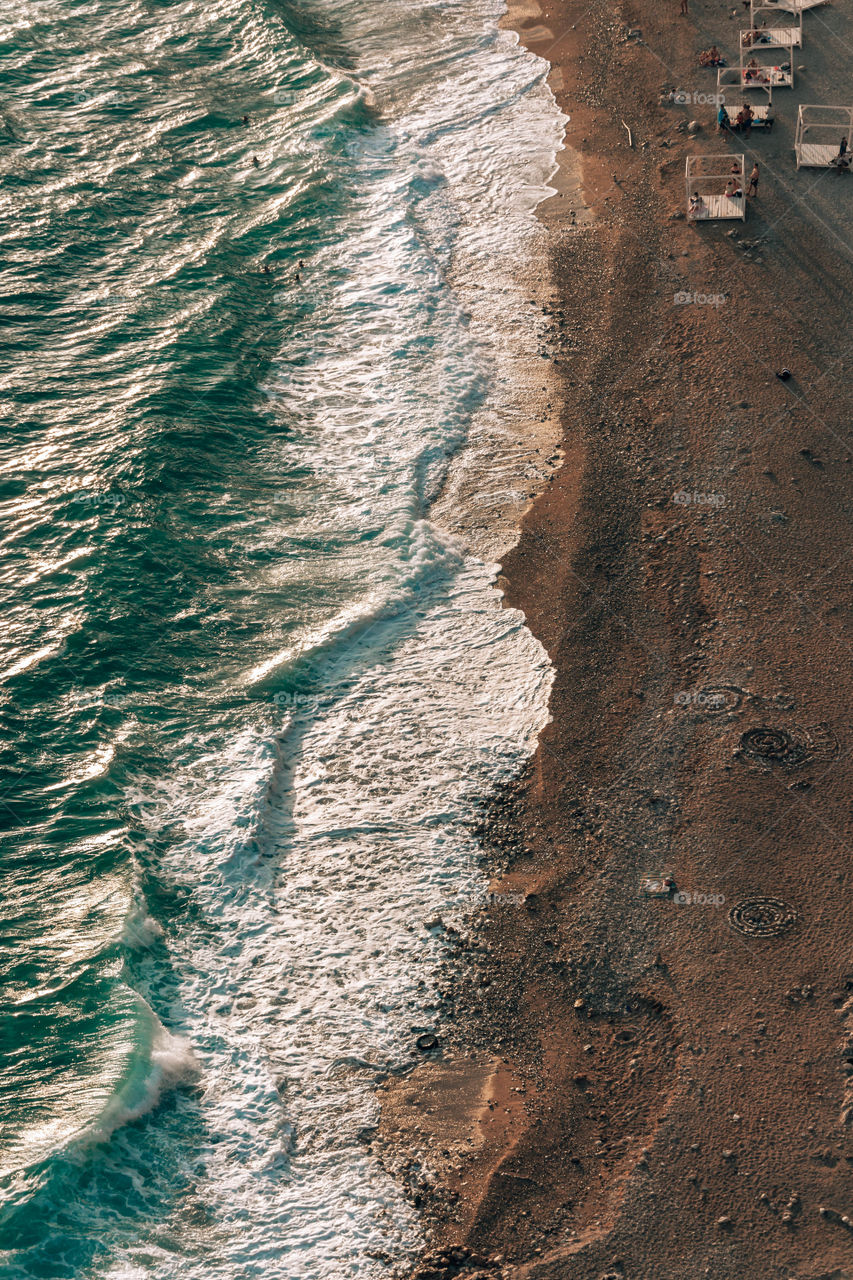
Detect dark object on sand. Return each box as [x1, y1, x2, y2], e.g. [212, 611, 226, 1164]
[776, 369, 791, 381]
[416, 1033, 438, 1052]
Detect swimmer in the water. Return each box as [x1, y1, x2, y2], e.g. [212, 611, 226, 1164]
[252, 155, 260, 168]
[242, 114, 249, 125]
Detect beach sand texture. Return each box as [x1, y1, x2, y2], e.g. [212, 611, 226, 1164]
[380, 0, 853, 1276]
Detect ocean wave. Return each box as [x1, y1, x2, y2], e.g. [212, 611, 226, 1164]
[84, 999, 201, 1146]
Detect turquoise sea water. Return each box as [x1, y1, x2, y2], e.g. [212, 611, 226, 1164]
[0, 2, 559, 1275]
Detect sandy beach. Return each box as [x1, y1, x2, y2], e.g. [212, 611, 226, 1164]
[380, 0, 853, 1275]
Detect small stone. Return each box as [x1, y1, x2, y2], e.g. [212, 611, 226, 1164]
[687, 120, 701, 134]
[574, 998, 586, 1011]
[717, 1216, 733, 1230]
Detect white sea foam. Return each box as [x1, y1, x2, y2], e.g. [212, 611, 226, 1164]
[107, 0, 564, 1276]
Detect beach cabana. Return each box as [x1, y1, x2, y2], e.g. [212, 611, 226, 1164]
[686, 155, 747, 221]
[739, 37, 795, 94]
[743, 3, 803, 48]
[795, 104, 853, 167]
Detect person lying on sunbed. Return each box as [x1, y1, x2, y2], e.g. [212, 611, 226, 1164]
[689, 192, 707, 216]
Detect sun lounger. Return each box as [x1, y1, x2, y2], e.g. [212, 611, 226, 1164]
[795, 104, 853, 168]
[686, 155, 748, 221]
[722, 101, 774, 128]
[742, 26, 802, 47]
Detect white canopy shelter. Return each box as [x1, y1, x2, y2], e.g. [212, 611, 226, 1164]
[768, 0, 827, 10]
[743, 3, 803, 48]
[795, 105, 853, 167]
[686, 155, 747, 221]
[739, 37, 795, 95]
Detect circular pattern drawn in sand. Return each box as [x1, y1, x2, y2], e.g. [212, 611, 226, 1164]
[738, 726, 809, 767]
[697, 685, 744, 713]
[728, 897, 798, 938]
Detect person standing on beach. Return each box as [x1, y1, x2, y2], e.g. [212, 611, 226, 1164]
[747, 162, 759, 196]
[680, 0, 688, 13]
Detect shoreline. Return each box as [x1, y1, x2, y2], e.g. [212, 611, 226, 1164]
[381, 0, 853, 1274]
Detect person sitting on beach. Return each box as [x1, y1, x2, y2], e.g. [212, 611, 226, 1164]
[834, 139, 852, 171]
[735, 104, 754, 135]
[730, 160, 742, 174]
[699, 45, 723, 66]
[742, 29, 757, 47]
[689, 191, 707, 217]
[717, 102, 731, 133]
[725, 177, 743, 199]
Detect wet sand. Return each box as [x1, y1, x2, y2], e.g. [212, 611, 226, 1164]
[380, 0, 853, 1276]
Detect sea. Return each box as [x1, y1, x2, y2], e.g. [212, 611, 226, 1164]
[0, 0, 562, 1275]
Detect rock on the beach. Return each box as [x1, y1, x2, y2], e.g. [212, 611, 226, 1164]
[687, 120, 701, 134]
